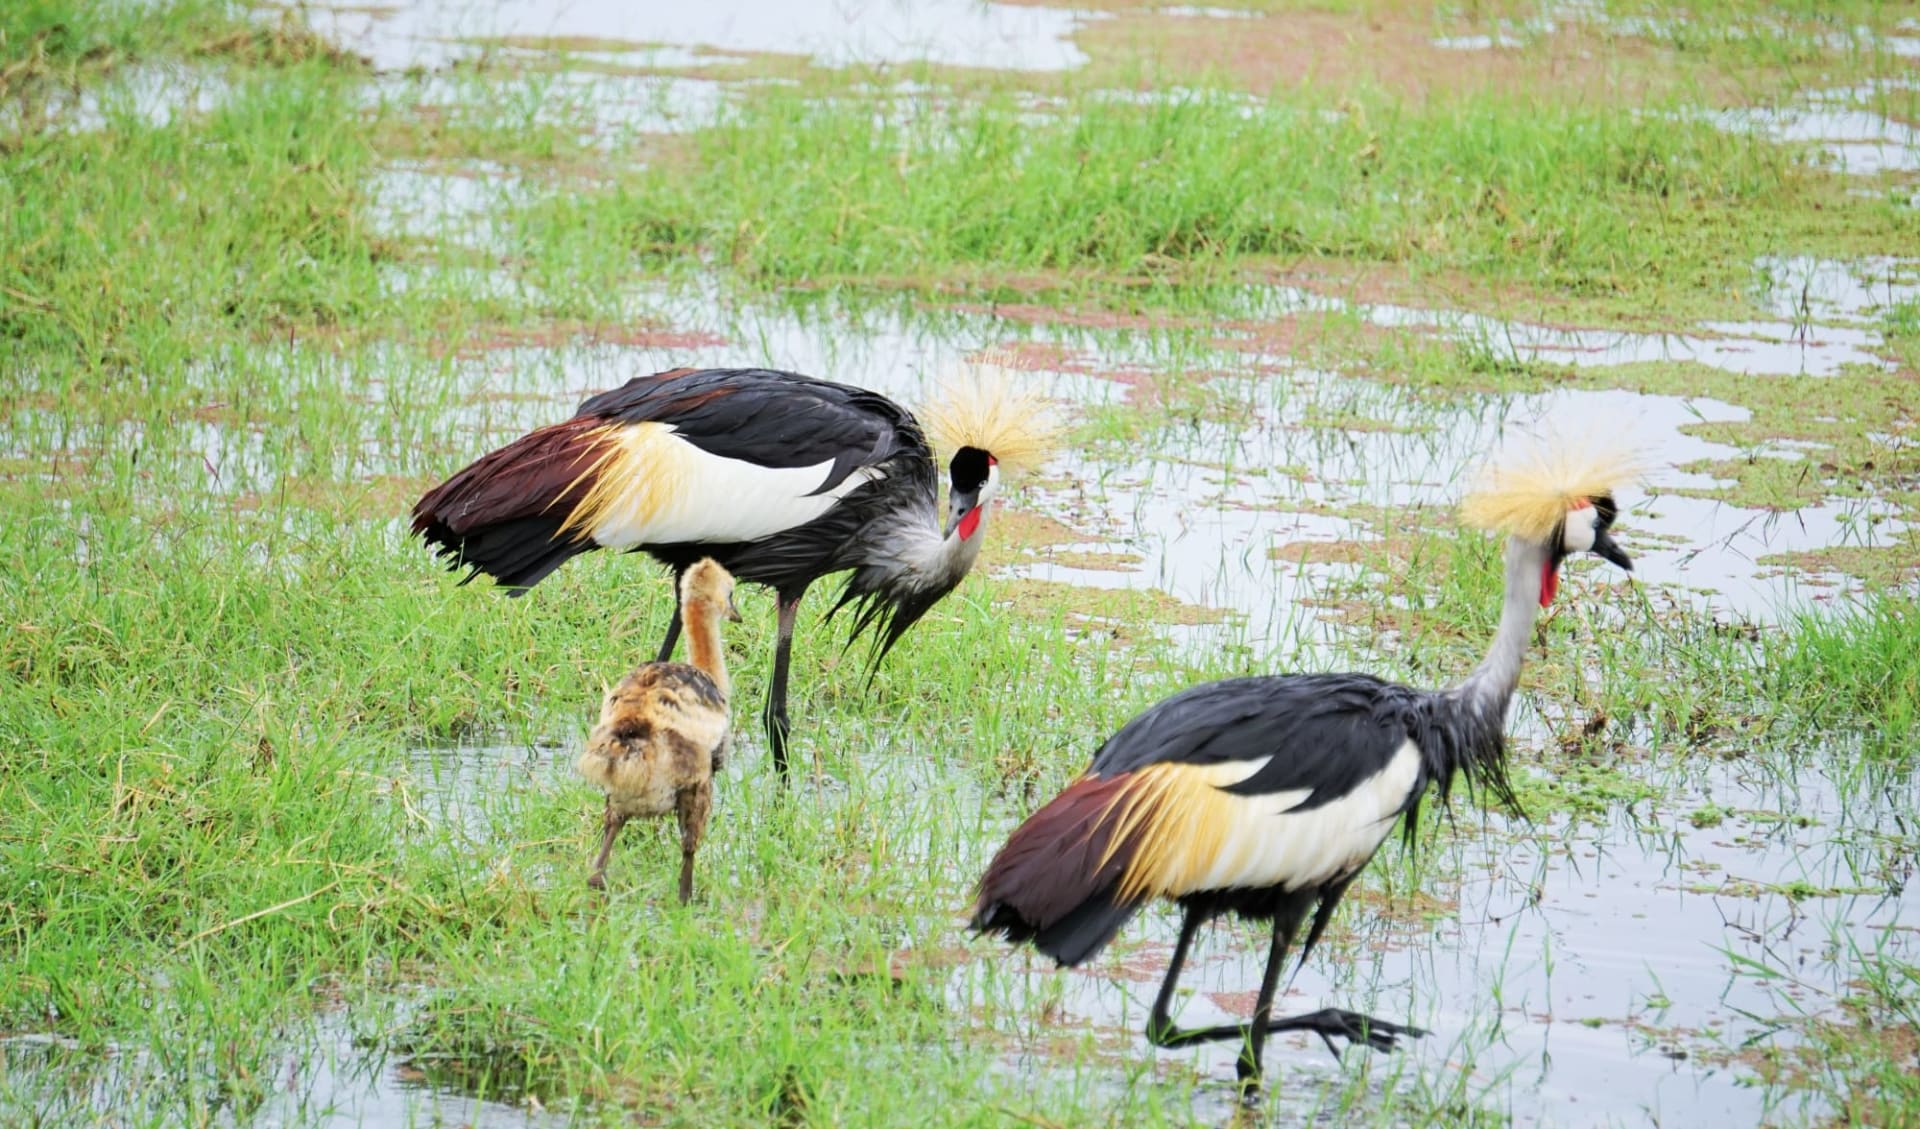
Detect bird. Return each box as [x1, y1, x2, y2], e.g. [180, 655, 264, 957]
[577, 557, 742, 899]
[411, 364, 1052, 780]
[968, 441, 1640, 1094]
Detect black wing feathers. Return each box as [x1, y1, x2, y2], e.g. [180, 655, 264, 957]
[576, 368, 920, 493]
[1086, 674, 1423, 813]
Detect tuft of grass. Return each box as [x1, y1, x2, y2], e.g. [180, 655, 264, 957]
[1764, 593, 1920, 759]
[2, 0, 229, 69]
[2, 61, 385, 374]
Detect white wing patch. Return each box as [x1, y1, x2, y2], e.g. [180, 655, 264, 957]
[1175, 741, 1423, 896]
[585, 422, 885, 547]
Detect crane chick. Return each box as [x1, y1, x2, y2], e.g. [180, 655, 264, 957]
[578, 558, 741, 901]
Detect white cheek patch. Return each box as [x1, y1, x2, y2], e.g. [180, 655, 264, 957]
[978, 463, 1001, 504]
[1562, 505, 1599, 553]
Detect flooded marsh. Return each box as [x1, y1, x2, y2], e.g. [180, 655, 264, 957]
[4, 0, 1918, 1126]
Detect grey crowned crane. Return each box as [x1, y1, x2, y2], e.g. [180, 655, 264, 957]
[412, 365, 1049, 780]
[969, 443, 1640, 1093]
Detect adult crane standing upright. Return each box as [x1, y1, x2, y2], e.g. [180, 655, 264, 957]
[970, 442, 1639, 1093]
[411, 364, 1050, 779]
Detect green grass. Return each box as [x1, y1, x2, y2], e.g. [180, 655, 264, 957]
[504, 82, 1876, 315]
[1597, 0, 1920, 70]
[2, 0, 234, 68]
[2, 63, 384, 373]
[1764, 593, 1920, 759]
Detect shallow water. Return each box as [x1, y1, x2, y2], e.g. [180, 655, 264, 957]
[280, 0, 1100, 73]
[1754, 254, 1920, 324]
[0, 1014, 568, 1128]
[1715, 99, 1920, 176]
[0, 63, 230, 134]
[366, 68, 735, 151]
[955, 755, 1918, 1127]
[1252, 282, 1897, 378]
[419, 281, 1901, 628]
[394, 740, 1917, 1129]
[370, 161, 522, 247]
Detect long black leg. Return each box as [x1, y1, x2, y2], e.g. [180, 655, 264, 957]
[1296, 873, 1357, 971]
[764, 590, 804, 782]
[654, 567, 686, 663]
[1237, 912, 1301, 1089]
[1145, 908, 1206, 1047]
[1145, 907, 1298, 1092]
[1142, 898, 1424, 1090]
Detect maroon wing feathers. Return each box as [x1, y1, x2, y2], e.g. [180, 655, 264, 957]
[409, 416, 626, 589]
[412, 416, 612, 538]
[970, 773, 1152, 964]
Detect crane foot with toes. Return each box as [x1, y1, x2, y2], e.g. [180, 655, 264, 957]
[1267, 1008, 1428, 1059]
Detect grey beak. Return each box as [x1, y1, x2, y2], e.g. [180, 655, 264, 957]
[944, 489, 980, 538]
[726, 593, 744, 622]
[1592, 529, 1633, 572]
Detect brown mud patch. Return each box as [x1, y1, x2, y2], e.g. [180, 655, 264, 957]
[976, 340, 1151, 382]
[196, 15, 371, 70]
[944, 297, 1423, 377]
[985, 507, 1099, 559]
[908, 255, 1727, 343]
[990, 577, 1230, 638]
[820, 944, 971, 988]
[1269, 538, 1381, 567]
[944, 301, 1171, 333]
[530, 45, 819, 85]
[1052, 4, 1748, 108]
[0, 448, 120, 492]
[1760, 542, 1920, 588]
[1038, 549, 1145, 572]
[1243, 257, 1685, 334]
[1299, 410, 1426, 435]
[369, 105, 678, 178]
[1102, 940, 1176, 985]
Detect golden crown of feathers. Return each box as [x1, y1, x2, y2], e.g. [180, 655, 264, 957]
[920, 351, 1059, 473]
[1460, 439, 1647, 542]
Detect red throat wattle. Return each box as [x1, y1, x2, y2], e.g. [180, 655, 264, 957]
[957, 506, 984, 541]
[1539, 560, 1559, 608]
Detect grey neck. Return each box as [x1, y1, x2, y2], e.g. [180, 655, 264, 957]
[1454, 536, 1548, 712]
[883, 508, 983, 594]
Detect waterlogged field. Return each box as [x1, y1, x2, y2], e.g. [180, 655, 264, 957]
[3, 1, 1918, 1126]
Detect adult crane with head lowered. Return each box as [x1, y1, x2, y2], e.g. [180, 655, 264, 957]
[969, 443, 1639, 1093]
[412, 365, 1049, 779]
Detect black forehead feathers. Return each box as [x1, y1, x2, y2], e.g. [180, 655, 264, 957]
[1591, 493, 1618, 530]
[949, 446, 991, 493]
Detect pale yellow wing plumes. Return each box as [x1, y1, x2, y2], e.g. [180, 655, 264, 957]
[920, 350, 1059, 473]
[1098, 762, 1235, 901]
[556, 422, 679, 540]
[1460, 437, 1648, 543]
